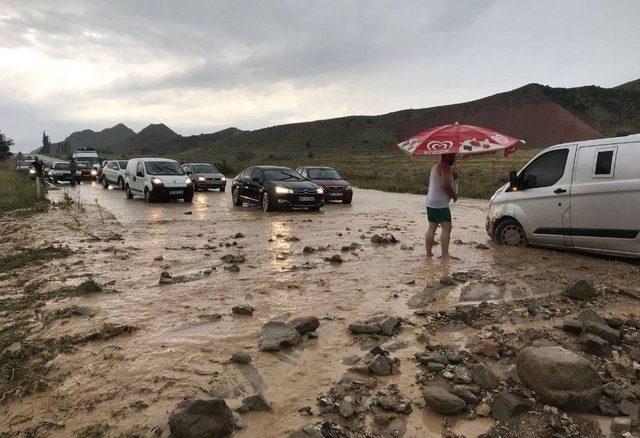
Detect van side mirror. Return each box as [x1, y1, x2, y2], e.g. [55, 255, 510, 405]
[508, 171, 518, 189]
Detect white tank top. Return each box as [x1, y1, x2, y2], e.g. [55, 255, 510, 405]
[426, 164, 451, 209]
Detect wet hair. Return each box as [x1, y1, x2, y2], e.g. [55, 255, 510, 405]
[441, 154, 456, 165]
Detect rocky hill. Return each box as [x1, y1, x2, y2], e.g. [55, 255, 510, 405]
[46, 78, 640, 158]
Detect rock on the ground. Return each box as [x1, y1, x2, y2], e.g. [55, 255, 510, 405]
[232, 305, 254, 316]
[371, 233, 398, 244]
[581, 333, 610, 357]
[237, 394, 272, 413]
[563, 280, 597, 300]
[288, 425, 324, 438]
[472, 363, 499, 390]
[348, 315, 401, 336]
[582, 321, 620, 344]
[258, 321, 302, 352]
[476, 403, 491, 417]
[611, 417, 632, 433]
[490, 392, 533, 422]
[516, 346, 601, 411]
[422, 386, 466, 415]
[289, 316, 320, 334]
[168, 399, 234, 438]
[230, 351, 252, 364]
[368, 354, 395, 376]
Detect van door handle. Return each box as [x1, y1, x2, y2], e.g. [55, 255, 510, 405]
[554, 188, 566, 194]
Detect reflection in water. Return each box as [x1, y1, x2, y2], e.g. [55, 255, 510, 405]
[269, 220, 292, 272]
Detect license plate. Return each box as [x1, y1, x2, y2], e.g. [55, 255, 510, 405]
[330, 193, 342, 197]
[299, 196, 314, 202]
[170, 190, 182, 195]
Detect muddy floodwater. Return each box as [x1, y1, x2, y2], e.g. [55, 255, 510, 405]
[1, 181, 639, 437]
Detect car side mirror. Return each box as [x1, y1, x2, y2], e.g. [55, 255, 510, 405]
[524, 174, 537, 189]
[125, 170, 130, 176]
[508, 171, 518, 190]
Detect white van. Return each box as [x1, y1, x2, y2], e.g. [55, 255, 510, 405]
[487, 134, 640, 258]
[124, 158, 194, 203]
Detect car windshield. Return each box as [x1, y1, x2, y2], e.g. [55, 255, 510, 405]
[76, 157, 101, 164]
[307, 168, 342, 180]
[77, 162, 92, 168]
[264, 168, 304, 181]
[54, 163, 70, 170]
[191, 164, 218, 173]
[145, 161, 185, 176]
[118, 161, 128, 169]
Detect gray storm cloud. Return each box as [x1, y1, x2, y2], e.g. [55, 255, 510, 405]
[1, 0, 639, 151]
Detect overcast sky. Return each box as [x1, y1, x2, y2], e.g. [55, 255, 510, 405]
[2, 0, 639, 152]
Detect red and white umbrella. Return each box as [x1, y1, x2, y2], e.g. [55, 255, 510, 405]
[394, 123, 524, 160]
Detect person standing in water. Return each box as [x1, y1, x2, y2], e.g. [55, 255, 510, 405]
[425, 153, 458, 258]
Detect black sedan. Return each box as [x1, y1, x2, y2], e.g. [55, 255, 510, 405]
[231, 166, 325, 212]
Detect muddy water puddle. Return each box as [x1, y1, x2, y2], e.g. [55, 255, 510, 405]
[2, 183, 639, 437]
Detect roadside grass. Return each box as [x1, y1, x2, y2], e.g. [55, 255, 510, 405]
[181, 145, 539, 199]
[0, 160, 47, 215]
[0, 245, 71, 274]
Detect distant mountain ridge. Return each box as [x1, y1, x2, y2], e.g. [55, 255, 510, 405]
[45, 78, 640, 157]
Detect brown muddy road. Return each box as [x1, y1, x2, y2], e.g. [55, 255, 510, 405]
[1, 182, 639, 437]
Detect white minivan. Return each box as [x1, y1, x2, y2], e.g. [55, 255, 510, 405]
[124, 158, 194, 203]
[487, 134, 640, 258]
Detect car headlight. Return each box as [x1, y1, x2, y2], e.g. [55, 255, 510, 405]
[185, 177, 192, 185]
[48, 171, 53, 175]
[91, 169, 97, 176]
[221, 176, 226, 181]
[316, 187, 324, 194]
[275, 186, 293, 195]
[345, 185, 352, 191]
[29, 168, 36, 174]
[152, 177, 163, 185]
[198, 176, 205, 181]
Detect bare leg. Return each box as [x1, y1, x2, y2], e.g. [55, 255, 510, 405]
[425, 222, 438, 257]
[440, 221, 452, 258]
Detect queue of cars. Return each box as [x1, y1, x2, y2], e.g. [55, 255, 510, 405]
[95, 157, 354, 210]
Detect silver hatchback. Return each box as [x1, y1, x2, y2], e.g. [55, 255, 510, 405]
[182, 163, 226, 191]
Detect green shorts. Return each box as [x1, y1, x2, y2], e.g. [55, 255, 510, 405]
[427, 207, 452, 224]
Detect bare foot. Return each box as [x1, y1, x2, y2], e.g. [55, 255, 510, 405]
[426, 252, 434, 257]
[439, 254, 460, 260]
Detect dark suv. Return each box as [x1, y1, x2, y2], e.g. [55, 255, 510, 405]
[296, 166, 353, 204]
[232, 166, 325, 212]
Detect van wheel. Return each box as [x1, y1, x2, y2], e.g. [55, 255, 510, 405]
[262, 192, 272, 212]
[125, 185, 133, 199]
[118, 177, 124, 190]
[144, 188, 153, 203]
[495, 219, 527, 246]
[184, 194, 193, 203]
[232, 187, 242, 206]
[102, 177, 108, 189]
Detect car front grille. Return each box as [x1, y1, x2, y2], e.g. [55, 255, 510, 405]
[293, 188, 316, 195]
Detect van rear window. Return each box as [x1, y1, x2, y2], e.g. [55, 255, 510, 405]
[595, 150, 614, 175]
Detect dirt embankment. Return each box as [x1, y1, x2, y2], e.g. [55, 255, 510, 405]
[1, 187, 640, 437]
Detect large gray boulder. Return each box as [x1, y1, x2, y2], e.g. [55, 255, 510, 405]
[258, 321, 302, 351]
[422, 385, 466, 415]
[168, 399, 234, 438]
[516, 346, 601, 412]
